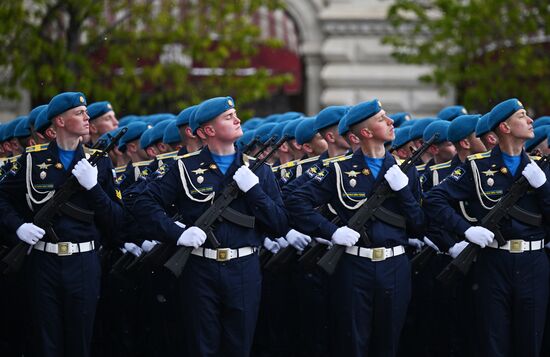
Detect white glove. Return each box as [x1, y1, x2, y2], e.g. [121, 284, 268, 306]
[141, 240, 159, 253]
[448, 241, 469, 258]
[464, 226, 494, 248]
[16, 223, 45, 245]
[285, 229, 311, 251]
[522, 160, 547, 189]
[72, 159, 98, 190]
[174, 221, 186, 229]
[331, 226, 360, 246]
[314, 237, 333, 247]
[177, 226, 207, 248]
[233, 165, 259, 193]
[384, 164, 409, 191]
[423, 237, 440, 252]
[408, 238, 425, 250]
[124, 242, 143, 257]
[275, 237, 289, 249]
[546, 241, 550, 250]
[263, 237, 280, 254]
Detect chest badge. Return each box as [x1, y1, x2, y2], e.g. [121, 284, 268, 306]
[500, 167, 508, 174]
[209, 164, 217, 170]
[344, 170, 360, 178]
[36, 162, 52, 170]
[362, 168, 371, 176]
[192, 168, 208, 175]
[482, 169, 497, 177]
[54, 163, 63, 170]
[40, 171, 47, 180]
[487, 178, 494, 186]
[197, 176, 204, 184]
[349, 178, 357, 187]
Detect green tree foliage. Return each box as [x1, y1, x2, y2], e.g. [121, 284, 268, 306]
[384, 0, 550, 115]
[0, 0, 291, 115]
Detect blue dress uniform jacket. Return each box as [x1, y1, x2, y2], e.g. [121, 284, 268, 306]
[0, 141, 123, 357]
[286, 149, 424, 357]
[132, 146, 287, 357]
[424, 146, 550, 357]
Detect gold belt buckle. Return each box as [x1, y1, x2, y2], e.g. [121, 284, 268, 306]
[371, 247, 386, 262]
[57, 242, 72, 256]
[509, 240, 523, 253]
[216, 248, 230, 262]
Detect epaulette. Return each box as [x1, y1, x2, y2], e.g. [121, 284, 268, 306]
[298, 155, 320, 165]
[529, 155, 542, 161]
[175, 149, 202, 160]
[26, 143, 49, 153]
[416, 163, 427, 172]
[156, 150, 179, 160]
[277, 158, 300, 170]
[467, 150, 491, 161]
[8, 155, 21, 163]
[322, 153, 352, 166]
[132, 160, 154, 167]
[396, 158, 405, 165]
[115, 166, 127, 174]
[429, 160, 452, 171]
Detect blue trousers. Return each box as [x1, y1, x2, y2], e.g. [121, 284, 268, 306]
[474, 248, 549, 357]
[181, 253, 262, 357]
[329, 253, 411, 357]
[27, 250, 100, 357]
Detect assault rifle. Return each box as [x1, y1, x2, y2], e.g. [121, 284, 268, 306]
[2, 128, 127, 274]
[163, 135, 288, 277]
[316, 134, 438, 275]
[437, 154, 550, 284]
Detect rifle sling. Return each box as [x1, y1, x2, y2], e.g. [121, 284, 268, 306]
[59, 202, 95, 223]
[220, 207, 255, 228]
[507, 205, 542, 227]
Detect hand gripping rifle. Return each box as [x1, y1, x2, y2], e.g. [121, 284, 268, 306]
[2, 128, 127, 274]
[163, 135, 288, 278]
[436, 154, 550, 285]
[316, 134, 438, 275]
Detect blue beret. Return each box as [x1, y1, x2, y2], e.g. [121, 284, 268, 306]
[525, 127, 549, 152]
[242, 118, 263, 130]
[28, 104, 48, 127]
[139, 128, 156, 150]
[118, 115, 139, 127]
[282, 119, 302, 140]
[409, 118, 437, 141]
[277, 112, 303, 123]
[34, 106, 51, 134]
[264, 114, 280, 123]
[87, 101, 114, 120]
[163, 120, 182, 145]
[399, 120, 416, 129]
[0, 125, 5, 142]
[338, 112, 351, 135]
[268, 122, 287, 142]
[315, 106, 350, 131]
[389, 112, 412, 128]
[475, 113, 491, 137]
[46, 92, 87, 121]
[438, 105, 468, 121]
[191, 96, 235, 134]
[533, 116, 550, 129]
[448, 114, 481, 142]
[254, 123, 278, 144]
[488, 98, 524, 131]
[175, 105, 198, 127]
[4, 117, 25, 141]
[236, 130, 256, 151]
[149, 120, 173, 146]
[344, 99, 383, 129]
[391, 127, 412, 149]
[119, 121, 148, 152]
[423, 120, 450, 144]
[147, 113, 175, 126]
[295, 117, 319, 145]
[14, 116, 31, 138]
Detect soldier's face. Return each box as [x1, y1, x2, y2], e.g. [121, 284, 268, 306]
[91, 111, 118, 135]
[506, 109, 534, 140]
[366, 110, 394, 142]
[62, 106, 90, 137]
[209, 108, 242, 143]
